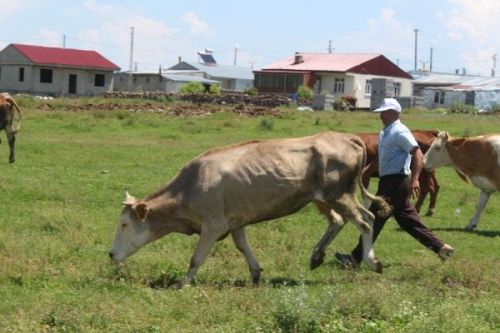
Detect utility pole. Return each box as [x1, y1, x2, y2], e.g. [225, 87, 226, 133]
[414, 29, 419, 71]
[493, 54, 497, 77]
[128, 27, 134, 91]
[234, 44, 239, 66]
[430, 47, 433, 72]
[328, 40, 333, 53]
[248, 60, 256, 69]
[63, 35, 66, 48]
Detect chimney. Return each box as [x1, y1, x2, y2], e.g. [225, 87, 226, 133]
[293, 52, 304, 65]
[462, 67, 466, 76]
[178, 56, 182, 64]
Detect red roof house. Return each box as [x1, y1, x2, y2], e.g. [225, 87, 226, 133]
[0, 43, 120, 96]
[254, 52, 412, 108]
[11, 44, 120, 70]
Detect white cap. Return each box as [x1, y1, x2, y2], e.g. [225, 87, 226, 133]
[373, 98, 401, 113]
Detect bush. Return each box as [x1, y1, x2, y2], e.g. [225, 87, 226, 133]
[333, 99, 352, 111]
[297, 85, 314, 100]
[451, 102, 477, 114]
[244, 87, 258, 95]
[179, 82, 204, 94]
[209, 85, 221, 95]
[341, 95, 357, 107]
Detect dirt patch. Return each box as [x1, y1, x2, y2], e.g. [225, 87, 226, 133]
[36, 102, 282, 117]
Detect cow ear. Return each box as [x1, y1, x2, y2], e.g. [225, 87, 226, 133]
[133, 203, 149, 222]
[444, 132, 450, 140]
[123, 190, 137, 206]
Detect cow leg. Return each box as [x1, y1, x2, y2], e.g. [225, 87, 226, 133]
[425, 171, 440, 216]
[183, 223, 229, 287]
[327, 194, 382, 273]
[231, 228, 262, 285]
[338, 198, 382, 273]
[414, 170, 430, 215]
[466, 190, 492, 230]
[310, 201, 346, 269]
[414, 191, 427, 214]
[7, 131, 15, 163]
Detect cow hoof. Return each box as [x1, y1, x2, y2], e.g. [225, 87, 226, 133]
[310, 252, 325, 270]
[465, 225, 476, 231]
[168, 281, 185, 290]
[9, 159, 15, 163]
[375, 261, 383, 274]
[425, 211, 434, 216]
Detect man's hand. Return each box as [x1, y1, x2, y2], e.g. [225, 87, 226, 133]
[409, 177, 420, 199]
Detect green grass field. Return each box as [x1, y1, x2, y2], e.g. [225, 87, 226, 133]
[1, 96, 500, 332]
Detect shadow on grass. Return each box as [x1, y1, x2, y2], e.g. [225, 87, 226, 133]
[398, 227, 500, 238]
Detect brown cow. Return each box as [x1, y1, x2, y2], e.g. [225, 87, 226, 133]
[0, 93, 22, 163]
[357, 130, 440, 216]
[109, 131, 390, 288]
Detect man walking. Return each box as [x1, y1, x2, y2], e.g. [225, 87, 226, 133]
[335, 98, 454, 267]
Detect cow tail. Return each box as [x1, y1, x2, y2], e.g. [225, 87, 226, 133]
[351, 136, 391, 218]
[8, 97, 22, 132]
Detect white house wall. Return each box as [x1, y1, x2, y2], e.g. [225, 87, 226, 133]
[475, 90, 500, 110]
[0, 65, 114, 96]
[318, 73, 412, 108]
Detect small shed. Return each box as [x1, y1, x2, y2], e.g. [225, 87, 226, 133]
[413, 73, 500, 110]
[167, 61, 254, 91]
[114, 71, 220, 93]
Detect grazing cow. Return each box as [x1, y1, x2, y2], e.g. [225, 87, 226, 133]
[0, 93, 22, 163]
[424, 131, 500, 230]
[109, 132, 390, 287]
[357, 130, 441, 216]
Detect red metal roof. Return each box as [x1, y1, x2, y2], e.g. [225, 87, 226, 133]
[262, 53, 412, 79]
[12, 43, 120, 70]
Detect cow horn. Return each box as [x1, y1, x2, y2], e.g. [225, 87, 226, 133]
[123, 190, 137, 206]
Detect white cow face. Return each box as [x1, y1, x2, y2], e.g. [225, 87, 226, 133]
[423, 131, 453, 171]
[108, 192, 153, 261]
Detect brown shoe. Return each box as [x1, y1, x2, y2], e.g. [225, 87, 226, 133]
[438, 244, 455, 262]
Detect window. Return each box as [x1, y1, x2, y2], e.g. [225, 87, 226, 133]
[254, 74, 302, 89]
[365, 80, 372, 95]
[394, 82, 401, 97]
[465, 91, 475, 105]
[434, 91, 445, 104]
[19, 68, 24, 82]
[334, 78, 345, 93]
[40, 69, 53, 83]
[94, 74, 105, 87]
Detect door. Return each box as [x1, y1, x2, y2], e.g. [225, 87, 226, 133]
[68, 74, 77, 94]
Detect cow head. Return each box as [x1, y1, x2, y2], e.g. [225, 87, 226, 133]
[108, 191, 153, 261]
[423, 131, 453, 171]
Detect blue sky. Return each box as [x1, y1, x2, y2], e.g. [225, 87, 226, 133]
[1, 0, 498, 76]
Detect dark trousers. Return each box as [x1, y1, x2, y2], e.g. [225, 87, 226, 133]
[351, 174, 444, 263]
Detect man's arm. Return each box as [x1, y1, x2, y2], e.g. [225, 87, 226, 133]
[409, 146, 423, 199]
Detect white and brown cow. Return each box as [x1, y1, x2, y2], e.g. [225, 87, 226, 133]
[423, 131, 500, 230]
[0, 93, 22, 163]
[109, 131, 390, 287]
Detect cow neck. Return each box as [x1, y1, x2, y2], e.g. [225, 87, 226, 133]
[446, 137, 479, 174]
[141, 187, 200, 234]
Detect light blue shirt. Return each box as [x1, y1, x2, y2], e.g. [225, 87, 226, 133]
[378, 120, 418, 177]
